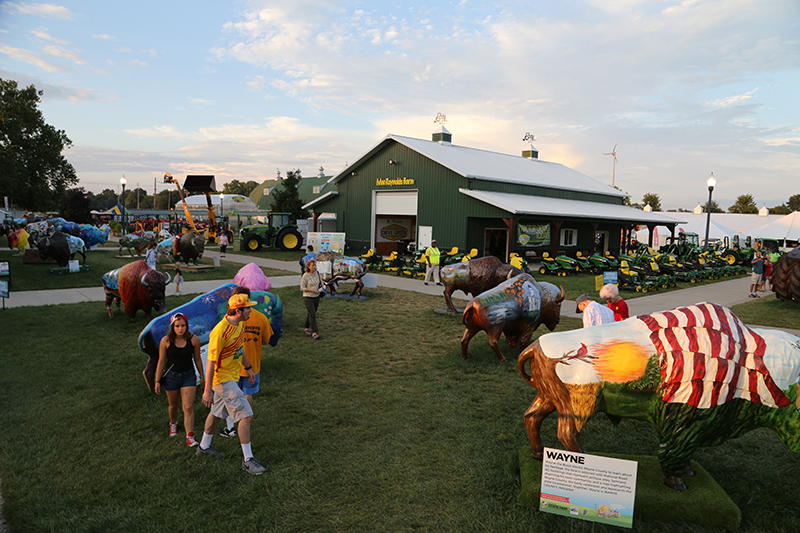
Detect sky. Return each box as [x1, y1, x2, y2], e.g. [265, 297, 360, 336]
[1, 0, 798, 211]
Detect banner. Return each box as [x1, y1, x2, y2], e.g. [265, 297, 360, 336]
[517, 223, 550, 247]
[307, 232, 346, 253]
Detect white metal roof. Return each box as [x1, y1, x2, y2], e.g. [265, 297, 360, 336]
[459, 189, 685, 224]
[302, 190, 338, 210]
[329, 134, 627, 199]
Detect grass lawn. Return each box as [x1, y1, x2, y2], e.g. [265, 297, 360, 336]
[0, 244, 294, 292]
[1, 286, 798, 532]
[730, 293, 800, 330]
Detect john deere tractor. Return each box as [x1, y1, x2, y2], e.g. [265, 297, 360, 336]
[239, 212, 303, 252]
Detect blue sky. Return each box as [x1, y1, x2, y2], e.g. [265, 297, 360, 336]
[1, 0, 798, 210]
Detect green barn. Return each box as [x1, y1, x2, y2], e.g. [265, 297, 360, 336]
[304, 127, 682, 260]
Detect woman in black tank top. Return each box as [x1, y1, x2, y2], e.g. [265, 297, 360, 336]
[155, 312, 203, 446]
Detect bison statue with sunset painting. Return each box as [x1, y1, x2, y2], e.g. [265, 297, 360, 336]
[517, 302, 800, 491]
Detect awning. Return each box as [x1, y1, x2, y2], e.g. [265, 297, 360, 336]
[459, 189, 685, 225]
[303, 191, 338, 210]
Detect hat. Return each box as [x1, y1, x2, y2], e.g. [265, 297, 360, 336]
[228, 294, 257, 310]
[575, 294, 591, 313]
[431, 239, 437, 243]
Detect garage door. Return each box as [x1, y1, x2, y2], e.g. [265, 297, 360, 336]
[375, 191, 418, 215]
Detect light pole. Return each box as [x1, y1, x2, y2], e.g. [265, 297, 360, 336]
[704, 173, 716, 250]
[219, 193, 224, 221]
[120, 177, 127, 236]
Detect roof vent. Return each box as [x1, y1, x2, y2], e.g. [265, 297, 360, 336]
[522, 143, 538, 159]
[693, 203, 703, 215]
[318, 166, 325, 178]
[432, 125, 452, 144]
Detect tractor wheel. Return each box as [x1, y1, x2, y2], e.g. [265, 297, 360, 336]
[277, 227, 303, 251]
[540, 267, 547, 275]
[244, 236, 263, 252]
[771, 250, 800, 302]
[722, 252, 737, 265]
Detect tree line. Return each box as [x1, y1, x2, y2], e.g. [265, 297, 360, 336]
[638, 192, 800, 215]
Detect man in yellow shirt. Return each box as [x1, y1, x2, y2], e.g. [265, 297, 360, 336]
[197, 293, 266, 475]
[219, 286, 274, 438]
[424, 239, 442, 286]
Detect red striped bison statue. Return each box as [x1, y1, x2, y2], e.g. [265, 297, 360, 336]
[518, 302, 800, 491]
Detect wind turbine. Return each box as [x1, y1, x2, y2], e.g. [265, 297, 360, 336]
[603, 144, 618, 187]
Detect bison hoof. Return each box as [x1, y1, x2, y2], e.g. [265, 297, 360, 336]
[532, 448, 544, 460]
[663, 475, 687, 492]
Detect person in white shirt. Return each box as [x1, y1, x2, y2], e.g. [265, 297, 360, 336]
[575, 293, 615, 328]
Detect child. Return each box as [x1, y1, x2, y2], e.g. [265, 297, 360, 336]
[175, 267, 184, 293]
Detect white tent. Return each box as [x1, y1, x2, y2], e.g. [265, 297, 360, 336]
[750, 211, 800, 241]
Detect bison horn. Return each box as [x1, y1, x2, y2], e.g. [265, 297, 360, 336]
[164, 271, 172, 285]
[141, 272, 149, 287]
[557, 285, 565, 303]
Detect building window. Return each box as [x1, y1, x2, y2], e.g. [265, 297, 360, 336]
[313, 186, 321, 194]
[560, 228, 576, 247]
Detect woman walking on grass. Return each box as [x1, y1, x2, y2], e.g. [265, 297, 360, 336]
[155, 313, 204, 446]
[301, 259, 322, 340]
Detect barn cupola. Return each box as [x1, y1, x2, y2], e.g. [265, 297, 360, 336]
[522, 143, 539, 159]
[432, 125, 452, 144]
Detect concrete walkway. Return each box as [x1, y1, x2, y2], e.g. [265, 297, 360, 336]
[3, 250, 797, 335]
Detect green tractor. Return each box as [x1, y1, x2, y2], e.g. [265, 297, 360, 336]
[239, 212, 303, 252]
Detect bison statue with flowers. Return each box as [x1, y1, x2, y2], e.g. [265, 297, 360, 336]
[518, 302, 800, 491]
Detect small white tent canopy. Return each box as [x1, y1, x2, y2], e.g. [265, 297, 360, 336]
[750, 211, 800, 241]
[178, 194, 258, 211]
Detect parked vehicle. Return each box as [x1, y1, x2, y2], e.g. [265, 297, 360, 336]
[239, 212, 303, 251]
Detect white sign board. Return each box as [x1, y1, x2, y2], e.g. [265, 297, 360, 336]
[540, 448, 637, 528]
[0, 262, 8, 275]
[68, 260, 80, 273]
[307, 232, 346, 253]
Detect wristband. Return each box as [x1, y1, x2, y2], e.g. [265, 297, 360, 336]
[244, 365, 252, 371]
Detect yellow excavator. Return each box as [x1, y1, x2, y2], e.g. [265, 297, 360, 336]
[163, 173, 219, 243]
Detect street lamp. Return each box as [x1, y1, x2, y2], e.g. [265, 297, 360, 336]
[219, 193, 224, 220]
[120, 177, 127, 236]
[704, 173, 716, 250]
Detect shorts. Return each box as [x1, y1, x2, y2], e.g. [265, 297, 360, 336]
[751, 272, 762, 284]
[210, 380, 254, 422]
[238, 372, 260, 395]
[161, 368, 197, 391]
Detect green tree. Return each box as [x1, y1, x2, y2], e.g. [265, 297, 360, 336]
[787, 194, 800, 212]
[270, 169, 309, 221]
[123, 187, 151, 209]
[642, 192, 662, 212]
[728, 194, 758, 214]
[703, 200, 724, 213]
[769, 204, 791, 215]
[59, 187, 92, 223]
[0, 79, 78, 210]
[223, 179, 260, 196]
[87, 188, 120, 211]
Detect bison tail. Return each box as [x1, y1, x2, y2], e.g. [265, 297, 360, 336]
[517, 342, 538, 386]
[462, 305, 475, 327]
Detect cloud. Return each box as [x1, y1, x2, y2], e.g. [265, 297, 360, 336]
[92, 34, 115, 40]
[709, 88, 760, 108]
[42, 44, 86, 65]
[30, 29, 69, 44]
[0, 44, 66, 72]
[3, 2, 74, 19]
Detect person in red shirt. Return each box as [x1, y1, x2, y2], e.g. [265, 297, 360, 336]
[600, 283, 629, 322]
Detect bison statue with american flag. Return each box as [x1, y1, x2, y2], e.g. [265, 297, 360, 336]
[518, 302, 800, 491]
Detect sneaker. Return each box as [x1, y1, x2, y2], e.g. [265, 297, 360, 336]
[169, 422, 178, 437]
[186, 433, 198, 447]
[312, 333, 320, 340]
[304, 328, 312, 335]
[242, 458, 267, 475]
[753, 293, 760, 298]
[196, 445, 223, 457]
[219, 426, 237, 438]
[424, 282, 429, 285]
[436, 282, 443, 286]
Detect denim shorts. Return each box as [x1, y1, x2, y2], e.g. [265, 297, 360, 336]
[161, 368, 197, 391]
[238, 372, 260, 395]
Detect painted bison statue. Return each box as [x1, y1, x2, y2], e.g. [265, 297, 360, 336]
[8, 228, 31, 251]
[234, 263, 272, 292]
[102, 261, 171, 319]
[315, 251, 367, 297]
[518, 302, 800, 491]
[79, 224, 110, 249]
[37, 231, 86, 268]
[461, 273, 565, 361]
[176, 231, 205, 264]
[137, 283, 283, 391]
[441, 256, 521, 313]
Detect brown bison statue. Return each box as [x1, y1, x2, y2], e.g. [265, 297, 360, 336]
[102, 261, 171, 319]
[176, 231, 205, 264]
[461, 273, 564, 361]
[440, 256, 521, 313]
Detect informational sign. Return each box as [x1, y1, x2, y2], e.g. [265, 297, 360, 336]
[0, 279, 8, 298]
[603, 271, 619, 285]
[517, 223, 550, 247]
[0, 262, 8, 275]
[376, 218, 412, 243]
[68, 260, 80, 273]
[540, 448, 637, 529]
[307, 232, 346, 253]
